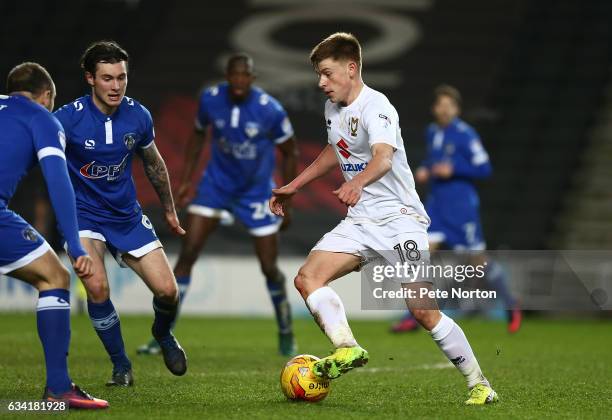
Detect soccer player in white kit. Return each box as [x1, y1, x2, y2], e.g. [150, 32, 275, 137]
[270, 33, 498, 405]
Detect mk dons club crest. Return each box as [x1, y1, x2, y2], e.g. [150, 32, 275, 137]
[123, 133, 137, 150]
[349, 117, 359, 137]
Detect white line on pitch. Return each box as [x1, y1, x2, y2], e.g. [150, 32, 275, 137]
[355, 362, 454, 373]
[191, 362, 453, 377]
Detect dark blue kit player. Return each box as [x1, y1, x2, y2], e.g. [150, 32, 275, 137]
[392, 85, 522, 334]
[54, 41, 187, 386]
[0, 62, 107, 408]
[137, 53, 299, 357]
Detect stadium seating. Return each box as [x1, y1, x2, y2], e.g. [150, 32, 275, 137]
[0, 0, 166, 107]
[479, 0, 612, 249]
[553, 79, 612, 248]
[3, 0, 611, 251]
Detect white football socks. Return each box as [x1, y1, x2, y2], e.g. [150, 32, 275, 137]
[430, 312, 489, 389]
[306, 286, 358, 349]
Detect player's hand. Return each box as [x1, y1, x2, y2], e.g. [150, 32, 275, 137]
[270, 184, 298, 217]
[175, 182, 191, 209]
[414, 166, 430, 184]
[333, 179, 363, 207]
[431, 162, 454, 179]
[280, 206, 292, 231]
[165, 210, 186, 236]
[73, 255, 94, 279]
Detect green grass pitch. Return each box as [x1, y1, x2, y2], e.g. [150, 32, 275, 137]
[0, 314, 610, 419]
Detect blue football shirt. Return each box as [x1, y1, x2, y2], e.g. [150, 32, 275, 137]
[195, 83, 294, 195]
[423, 117, 492, 213]
[0, 94, 66, 207]
[0, 94, 86, 258]
[54, 95, 155, 221]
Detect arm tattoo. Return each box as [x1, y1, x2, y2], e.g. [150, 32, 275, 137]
[140, 144, 175, 213]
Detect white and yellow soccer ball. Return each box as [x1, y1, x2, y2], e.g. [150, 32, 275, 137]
[280, 354, 330, 402]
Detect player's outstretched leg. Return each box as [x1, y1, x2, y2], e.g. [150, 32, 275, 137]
[411, 307, 498, 405]
[305, 287, 368, 378]
[294, 252, 368, 379]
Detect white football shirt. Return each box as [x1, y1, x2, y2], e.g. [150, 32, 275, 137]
[325, 84, 429, 225]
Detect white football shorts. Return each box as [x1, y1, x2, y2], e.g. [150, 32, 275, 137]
[311, 215, 430, 274]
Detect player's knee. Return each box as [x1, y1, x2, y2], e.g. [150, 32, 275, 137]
[43, 263, 71, 290]
[411, 309, 441, 331]
[154, 281, 178, 303]
[293, 273, 305, 295]
[56, 264, 71, 289]
[294, 266, 322, 296]
[85, 276, 110, 302]
[294, 269, 308, 294]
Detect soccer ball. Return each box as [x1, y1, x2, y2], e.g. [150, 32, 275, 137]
[280, 354, 330, 402]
